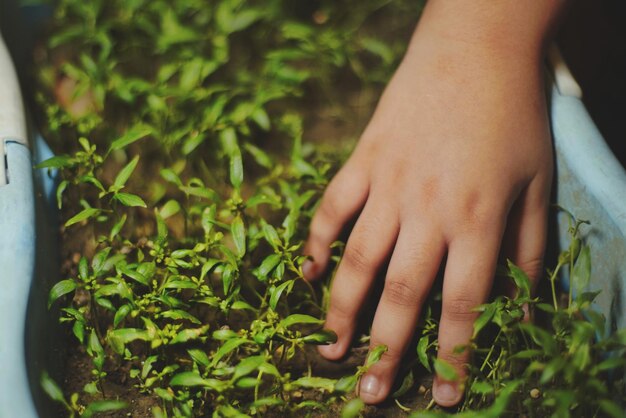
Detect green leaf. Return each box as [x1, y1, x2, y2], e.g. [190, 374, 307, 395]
[269, 279, 293, 310]
[113, 155, 139, 190]
[65, 207, 101, 227]
[170, 325, 210, 344]
[470, 380, 493, 395]
[301, 329, 337, 345]
[108, 328, 149, 354]
[261, 221, 281, 249]
[48, 279, 77, 308]
[257, 254, 281, 279]
[109, 125, 151, 151]
[292, 376, 336, 392]
[36, 155, 73, 169]
[188, 349, 211, 367]
[416, 335, 431, 372]
[160, 199, 181, 219]
[119, 266, 149, 286]
[434, 358, 458, 382]
[230, 150, 243, 189]
[473, 302, 496, 338]
[599, 399, 626, 418]
[365, 345, 388, 367]
[232, 355, 265, 381]
[40, 372, 67, 405]
[572, 244, 591, 295]
[115, 192, 147, 208]
[251, 108, 271, 131]
[540, 356, 566, 383]
[334, 375, 358, 393]
[110, 214, 127, 241]
[113, 304, 132, 328]
[56, 180, 68, 209]
[280, 313, 324, 328]
[211, 338, 249, 367]
[170, 372, 223, 390]
[81, 401, 128, 418]
[392, 369, 414, 398]
[87, 329, 105, 371]
[160, 309, 201, 324]
[341, 398, 365, 418]
[231, 215, 246, 257]
[507, 260, 531, 299]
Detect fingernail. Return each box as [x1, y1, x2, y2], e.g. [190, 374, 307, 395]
[433, 382, 460, 406]
[359, 374, 381, 398]
[318, 342, 337, 358]
[302, 260, 315, 279]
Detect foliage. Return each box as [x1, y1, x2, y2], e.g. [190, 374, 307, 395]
[34, 0, 624, 417]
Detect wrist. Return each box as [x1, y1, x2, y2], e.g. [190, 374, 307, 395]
[407, 0, 566, 69]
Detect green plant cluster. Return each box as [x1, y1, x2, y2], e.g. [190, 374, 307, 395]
[34, 1, 624, 417]
[37, 0, 419, 417]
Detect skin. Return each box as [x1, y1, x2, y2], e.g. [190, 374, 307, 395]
[303, 0, 566, 408]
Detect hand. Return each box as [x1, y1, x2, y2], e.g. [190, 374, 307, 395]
[303, 0, 562, 407]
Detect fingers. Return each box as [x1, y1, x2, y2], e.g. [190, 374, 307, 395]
[359, 224, 445, 404]
[433, 225, 504, 407]
[303, 163, 369, 281]
[318, 200, 400, 360]
[501, 179, 550, 296]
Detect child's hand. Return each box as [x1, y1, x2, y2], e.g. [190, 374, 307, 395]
[303, 0, 564, 407]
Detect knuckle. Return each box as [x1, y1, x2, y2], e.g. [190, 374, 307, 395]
[438, 350, 469, 371]
[342, 243, 372, 274]
[442, 296, 480, 323]
[382, 278, 420, 307]
[516, 257, 543, 281]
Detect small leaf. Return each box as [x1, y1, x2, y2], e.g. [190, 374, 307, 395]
[301, 329, 337, 345]
[81, 401, 128, 418]
[341, 398, 365, 418]
[434, 358, 458, 382]
[188, 349, 211, 367]
[280, 313, 323, 328]
[232, 355, 265, 381]
[40, 372, 67, 405]
[230, 150, 243, 189]
[572, 244, 591, 295]
[56, 180, 68, 209]
[257, 254, 281, 279]
[334, 375, 358, 393]
[113, 155, 139, 190]
[292, 376, 336, 392]
[416, 335, 431, 372]
[160, 199, 181, 219]
[115, 192, 147, 208]
[231, 215, 246, 257]
[365, 345, 388, 367]
[36, 155, 73, 169]
[473, 303, 496, 338]
[507, 260, 531, 299]
[109, 125, 151, 151]
[170, 325, 210, 344]
[48, 279, 77, 308]
[65, 207, 101, 227]
[269, 279, 293, 309]
[392, 369, 414, 398]
[261, 221, 281, 249]
[110, 214, 127, 241]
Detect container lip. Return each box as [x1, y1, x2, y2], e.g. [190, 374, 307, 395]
[0, 31, 28, 186]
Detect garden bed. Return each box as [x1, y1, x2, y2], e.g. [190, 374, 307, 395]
[3, 0, 625, 417]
